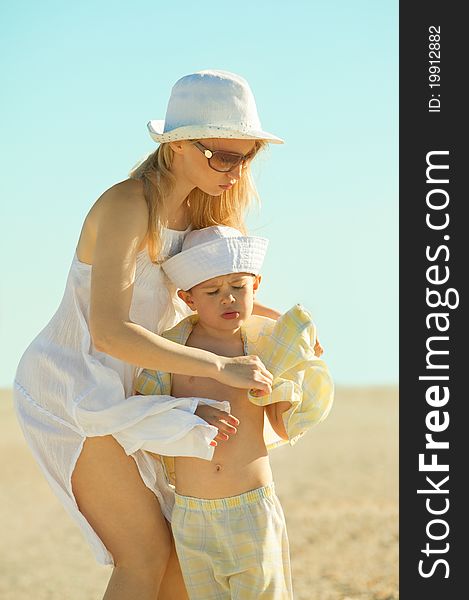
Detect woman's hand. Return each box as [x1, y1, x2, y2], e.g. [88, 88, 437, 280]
[314, 338, 324, 357]
[194, 405, 240, 447]
[217, 355, 273, 397]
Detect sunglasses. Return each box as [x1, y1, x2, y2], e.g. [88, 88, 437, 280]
[192, 141, 256, 173]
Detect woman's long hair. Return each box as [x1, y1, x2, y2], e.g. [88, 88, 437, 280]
[129, 140, 268, 263]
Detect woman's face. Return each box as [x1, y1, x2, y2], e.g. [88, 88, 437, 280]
[172, 138, 258, 196]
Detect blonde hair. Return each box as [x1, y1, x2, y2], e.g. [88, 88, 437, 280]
[129, 140, 268, 263]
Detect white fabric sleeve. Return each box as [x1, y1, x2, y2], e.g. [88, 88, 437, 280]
[111, 396, 231, 461]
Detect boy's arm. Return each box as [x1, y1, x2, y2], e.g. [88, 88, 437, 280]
[265, 401, 291, 440]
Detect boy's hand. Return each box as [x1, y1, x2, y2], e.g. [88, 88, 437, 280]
[194, 404, 240, 446]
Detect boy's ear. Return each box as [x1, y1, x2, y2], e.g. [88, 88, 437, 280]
[253, 275, 262, 293]
[177, 289, 196, 311]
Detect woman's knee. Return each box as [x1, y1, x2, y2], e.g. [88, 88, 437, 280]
[112, 525, 172, 574]
[71, 435, 172, 573]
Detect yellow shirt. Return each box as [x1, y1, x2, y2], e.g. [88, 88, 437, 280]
[136, 304, 334, 453]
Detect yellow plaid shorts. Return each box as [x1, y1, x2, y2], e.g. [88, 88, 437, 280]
[171, 482, 293, 599]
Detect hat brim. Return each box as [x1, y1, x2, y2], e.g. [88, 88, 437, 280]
[147, 120, 284, 144]
[162, 236, 268, 291]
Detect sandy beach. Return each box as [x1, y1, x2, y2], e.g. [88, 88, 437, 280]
[0, 386, 398, 600]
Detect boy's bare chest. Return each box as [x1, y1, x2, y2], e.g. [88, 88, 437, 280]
[172, 331, 246, 404]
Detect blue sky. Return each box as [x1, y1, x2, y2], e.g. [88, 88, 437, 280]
[0, 1, 397, 387]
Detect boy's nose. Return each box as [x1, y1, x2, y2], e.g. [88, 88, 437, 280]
[221, 293, 236, 304]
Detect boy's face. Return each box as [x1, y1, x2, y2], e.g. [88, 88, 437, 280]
[178, 273, 261, 331]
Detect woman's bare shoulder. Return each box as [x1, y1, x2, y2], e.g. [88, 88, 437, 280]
[86, 179, 148, 226]
[77, 178, 149, 263]
[99, 178, 147, 210]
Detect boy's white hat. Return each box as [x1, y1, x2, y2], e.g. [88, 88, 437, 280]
[147, 70, 284, 144]
[162, 226, 268, 291]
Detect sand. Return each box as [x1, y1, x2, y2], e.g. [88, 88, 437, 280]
[0, 387, 398, 600]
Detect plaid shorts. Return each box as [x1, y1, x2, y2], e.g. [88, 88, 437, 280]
[171, 482, 293, 599]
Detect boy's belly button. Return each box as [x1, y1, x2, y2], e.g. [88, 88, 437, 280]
[215, 464, 222, 472]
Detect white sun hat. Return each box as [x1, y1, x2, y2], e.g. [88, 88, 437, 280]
[147, 70, 284, 145]
[162, 226, 268, 291]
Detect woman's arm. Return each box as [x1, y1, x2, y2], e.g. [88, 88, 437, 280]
[252, 300, 282, 320]
[88, 186, 272, 393]
[252, 303, 324, 355]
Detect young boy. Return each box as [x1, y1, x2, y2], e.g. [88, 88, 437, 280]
[127, 226, 334, 599]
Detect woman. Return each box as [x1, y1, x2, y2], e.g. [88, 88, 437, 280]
[13, 70, 284, 599]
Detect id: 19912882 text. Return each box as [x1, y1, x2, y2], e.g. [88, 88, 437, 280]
[428, 25, 441, 113]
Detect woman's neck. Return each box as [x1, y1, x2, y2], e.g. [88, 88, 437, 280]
[163, 168, 194, 229]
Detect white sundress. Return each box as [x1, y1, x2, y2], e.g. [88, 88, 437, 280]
[13, 226, 228, 566]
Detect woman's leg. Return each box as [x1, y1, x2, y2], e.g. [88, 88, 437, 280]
[71, 435, 173, 600]
[158, 530, 189, 600]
